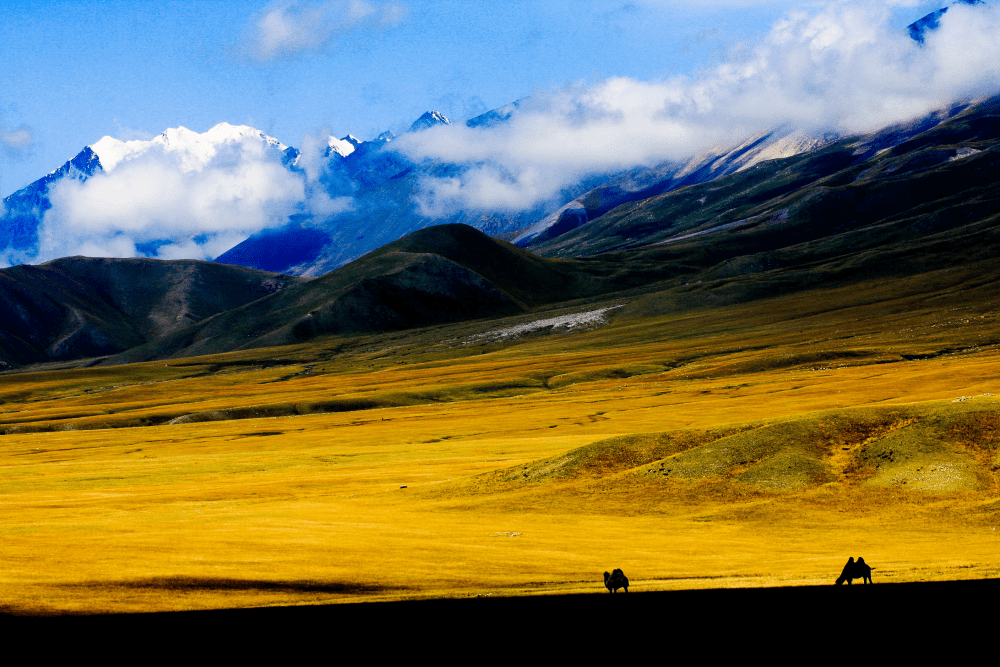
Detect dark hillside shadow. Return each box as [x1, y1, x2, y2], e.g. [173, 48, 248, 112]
[69, 576, 402, 596]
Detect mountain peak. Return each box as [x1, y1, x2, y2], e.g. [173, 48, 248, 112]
[409, 111, 451, 133]
[88, 136, 149, 172]
[908, 0, 983, 43]
[89, 123, 288, 173]
[327, 136, 357, 158]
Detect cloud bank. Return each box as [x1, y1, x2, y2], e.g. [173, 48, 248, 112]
[295, 130, 356, 216]
[243, 0, 407, 61]
[39, 132, 306, 263]
[395, 0, 1000, 217]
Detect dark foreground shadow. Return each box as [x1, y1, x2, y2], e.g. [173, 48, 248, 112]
[5, 578, 995, 650]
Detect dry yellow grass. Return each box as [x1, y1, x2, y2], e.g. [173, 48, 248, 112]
[2, 272, 1000, 613]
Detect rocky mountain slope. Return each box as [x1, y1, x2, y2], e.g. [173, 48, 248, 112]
[524, 95, 1000, 265]
[105, 224, 617, 364]
[0, 258, 303, 368]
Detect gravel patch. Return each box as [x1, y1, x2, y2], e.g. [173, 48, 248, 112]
[463, 305, 625, 344]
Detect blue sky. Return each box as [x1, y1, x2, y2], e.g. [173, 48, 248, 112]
[0, 0, 953, 197]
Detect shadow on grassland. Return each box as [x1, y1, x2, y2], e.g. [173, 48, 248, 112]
[0, 577, 405, 618]
[6, 579, 996, 639]
[78, 577, 401, 595]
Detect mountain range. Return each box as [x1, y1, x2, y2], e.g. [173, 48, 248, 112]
[1, 89, 997, 370]
[0, 107, 826, 276]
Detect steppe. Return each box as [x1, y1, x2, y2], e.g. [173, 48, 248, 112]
[3, 258, 999, 614]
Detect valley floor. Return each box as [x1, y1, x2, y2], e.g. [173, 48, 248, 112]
[2, 267, 1000, 614]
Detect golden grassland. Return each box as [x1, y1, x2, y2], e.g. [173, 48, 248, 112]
[2, 267, 1000, 614]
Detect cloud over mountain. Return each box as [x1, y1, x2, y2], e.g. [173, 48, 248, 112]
[395, 0, 1000, 216]
[38, 125, 306, 263]
[295, 130, 356, 217]
[242, 0, 407, 61]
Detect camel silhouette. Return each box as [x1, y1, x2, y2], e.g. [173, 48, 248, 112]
[604, 568, 629, 593]
[836, 557, 873, 585]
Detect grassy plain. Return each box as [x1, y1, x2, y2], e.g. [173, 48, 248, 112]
[2, 264, 1000, 614]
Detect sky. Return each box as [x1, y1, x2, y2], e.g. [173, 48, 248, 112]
[2, 0, 998, 265]
[0, 0, 956, 196]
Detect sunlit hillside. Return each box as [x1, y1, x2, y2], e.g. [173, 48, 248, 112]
[2, 259, 999, 614]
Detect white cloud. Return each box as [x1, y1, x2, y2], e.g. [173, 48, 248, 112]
[308, 191, 355, 216]
[154, 233, 249, 262]
[295, 130, 331, 185]
[244, 0, 407, 62]
[0, 124, 34, 159]
[296, 130, 356, 217]
[395, 0, 1000, 216]
[39, 134, 305, 263]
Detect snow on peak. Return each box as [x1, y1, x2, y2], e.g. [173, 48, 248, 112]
[89, 122, 289, 173]
[88, 136, 151, 172]
[327, 136, 356, 158]
[198, 122, 287, 151]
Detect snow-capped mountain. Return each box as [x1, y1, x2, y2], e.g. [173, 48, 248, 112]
[0, 123, 299, 266]
[0, 108, 468, 269]
[325, 135, 360, 159]
[90, 122, 297, 173]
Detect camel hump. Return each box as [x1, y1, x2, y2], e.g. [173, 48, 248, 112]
[604, 568, 629, 592]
